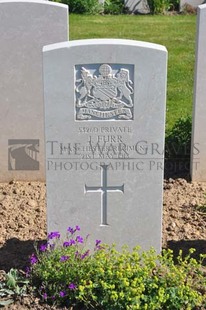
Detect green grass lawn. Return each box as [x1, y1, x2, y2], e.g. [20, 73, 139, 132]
[69, 14, 196, 132]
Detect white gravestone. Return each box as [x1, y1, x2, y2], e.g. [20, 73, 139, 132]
[191, 4, 206, 182]
[43, 39, 167, 251]
[0, 0, 68, 182]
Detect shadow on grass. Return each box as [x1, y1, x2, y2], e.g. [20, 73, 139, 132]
[0, 238, 46, 272]
[167, 239, 206, 265]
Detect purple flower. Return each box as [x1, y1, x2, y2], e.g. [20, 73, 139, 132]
[95, 239, 101, 246]
[94, 239, 102, 251]
[67, 226, 75, 234]
[67, 225, 80, 234]
[25, 267, 31, 277]
[75, 251, 79, 258]
[69, 239, 76, 245]
[48, 231, 60, 239]
[59, 291, 66, 297]
[81, 250, 90, 260]
[60, 255, 70, 262]
[68, 283, 76, 290]
[39, 243, 47, 252]
[63, 241, 70, 247]
[30, 254, 38, 265]
[43, 292, 47, 300]
[63, 239, 75, 247]
[76, 235, 83, 243]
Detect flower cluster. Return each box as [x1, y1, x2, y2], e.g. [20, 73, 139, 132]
[29, 227, 206, 310]
[29, 225, 102, 306]
[30, 253, 38, 265]
[48, 231, 60, 239]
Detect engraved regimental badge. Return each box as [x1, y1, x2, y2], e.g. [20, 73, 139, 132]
[75, 64, 134, 121]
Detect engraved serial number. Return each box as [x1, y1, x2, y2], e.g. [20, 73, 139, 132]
[78, 126, 132, 134]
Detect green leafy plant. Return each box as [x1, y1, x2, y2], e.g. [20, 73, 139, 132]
[0, 269, 29, 307]
[164, 116, 192, 176]
[196, 204, 206, 214]
[52, 0, 103, 14]
[169, 0, 179, 11]
[29, 226, 206, 309]
[104, 0, 125, 14]
[196, 193, 206, 214]
[148, 0, 172, 14]
[52, 0, 125, 14]
[165, 115, 192, 160]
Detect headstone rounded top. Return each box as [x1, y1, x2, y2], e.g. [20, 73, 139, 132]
[43, 39, 167, 53]
[198, 3, 206, 10]
[0, 0, 68, 9]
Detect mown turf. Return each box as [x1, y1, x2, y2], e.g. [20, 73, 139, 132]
[70, 14, 196, 131]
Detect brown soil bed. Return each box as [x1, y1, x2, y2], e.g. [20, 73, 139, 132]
[0, 179, 206, 309]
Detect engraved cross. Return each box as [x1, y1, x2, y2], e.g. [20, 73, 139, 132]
[85, 164, 124, 226]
